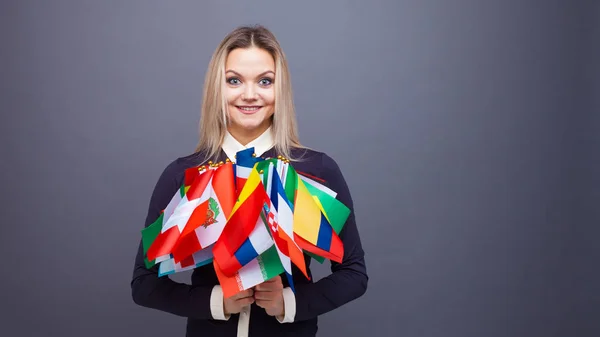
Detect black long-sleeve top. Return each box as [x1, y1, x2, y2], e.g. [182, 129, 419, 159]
[131, 147, 368, 336]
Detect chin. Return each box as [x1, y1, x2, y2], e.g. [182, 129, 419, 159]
[243, 121, 270, 131]
[229, 116, 270, 132]
[230, 111, 272, 128]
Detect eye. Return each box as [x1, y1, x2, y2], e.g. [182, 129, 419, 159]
[259, 78, 273, 86]
[227, 77, 241, 85]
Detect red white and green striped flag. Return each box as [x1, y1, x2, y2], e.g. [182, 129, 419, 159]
[141, 166, 200, 267]
[214, 245, 285, 298]
[150, 193, 185, 264]
[171, 163, 236, 264]
[145, 168, 214, 263]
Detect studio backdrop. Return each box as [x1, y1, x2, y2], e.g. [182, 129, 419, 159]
[1, 1, 598, 337]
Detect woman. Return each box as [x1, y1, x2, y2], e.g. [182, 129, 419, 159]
[131, 25, 368, 337]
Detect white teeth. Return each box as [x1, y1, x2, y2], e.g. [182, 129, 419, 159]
[238, 106, 260, 111]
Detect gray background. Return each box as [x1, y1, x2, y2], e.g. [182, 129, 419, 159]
[1, 1, 598, 336]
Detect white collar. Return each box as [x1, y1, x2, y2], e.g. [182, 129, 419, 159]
[222, 126, 274, 161]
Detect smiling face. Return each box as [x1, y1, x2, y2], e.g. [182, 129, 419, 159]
[224, 47, 276, 145]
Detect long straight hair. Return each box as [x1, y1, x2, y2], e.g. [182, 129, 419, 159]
[194, 25, 304, 161]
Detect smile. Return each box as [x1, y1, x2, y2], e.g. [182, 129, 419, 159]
[236, 106, 262, 114]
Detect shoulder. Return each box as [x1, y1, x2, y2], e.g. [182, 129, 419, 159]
[153, 151, 211, 190]
[143, 151, 210, 223]
[289, 147, 355, 211]
[288, 146, 332, 167]
[288, 147, 347, 188]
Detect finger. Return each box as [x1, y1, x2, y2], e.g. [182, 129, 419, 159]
[234, 289, 254, 299]
[255, 283, 283, 292]
[254, 291, 278, 301]
[256, 279, 276, 288]
[264, 276, 281, 284]
[255, 299, 273, 309]
[236, 296, 255, 307]
[257, 279, 282, 289]
[254, 277, 279, 291]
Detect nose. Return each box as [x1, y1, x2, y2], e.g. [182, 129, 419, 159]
[242, 84, 258, 101]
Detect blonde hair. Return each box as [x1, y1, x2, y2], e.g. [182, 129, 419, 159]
[194, 25, 304, 162]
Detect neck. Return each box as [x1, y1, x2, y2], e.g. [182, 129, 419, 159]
[227, 124, 271, 145]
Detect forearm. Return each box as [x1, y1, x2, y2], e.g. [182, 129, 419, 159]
[130, 161, 223, 320]
[293, 245, 368, 321]
[131, 240, 217, 320]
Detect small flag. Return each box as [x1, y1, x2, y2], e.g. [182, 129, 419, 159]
[146, 168, 214, 262]
[213, 166, 270, 277]
[269, 163, 309, 281]
[214, 245, 285, 299]
[158, 244, 214, 277]
[292, 177, 344, 263]
[171, 163, 235, 263]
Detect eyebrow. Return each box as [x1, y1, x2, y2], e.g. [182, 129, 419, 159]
[225, 70, 275, 77]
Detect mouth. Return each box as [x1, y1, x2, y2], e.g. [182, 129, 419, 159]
[236, 105, 262, 114]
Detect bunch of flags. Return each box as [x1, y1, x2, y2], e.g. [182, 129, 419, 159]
[141, 148, 350, 298]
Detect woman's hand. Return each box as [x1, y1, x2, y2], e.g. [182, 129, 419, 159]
[254, 276, 285, 317]
[223, 288, 255, 315]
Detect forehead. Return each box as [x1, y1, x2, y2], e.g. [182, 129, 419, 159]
[225, 47, 275, 74]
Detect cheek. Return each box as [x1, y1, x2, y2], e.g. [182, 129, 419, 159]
[262, 89, 275, 106]
[225, 87, 240, 104]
